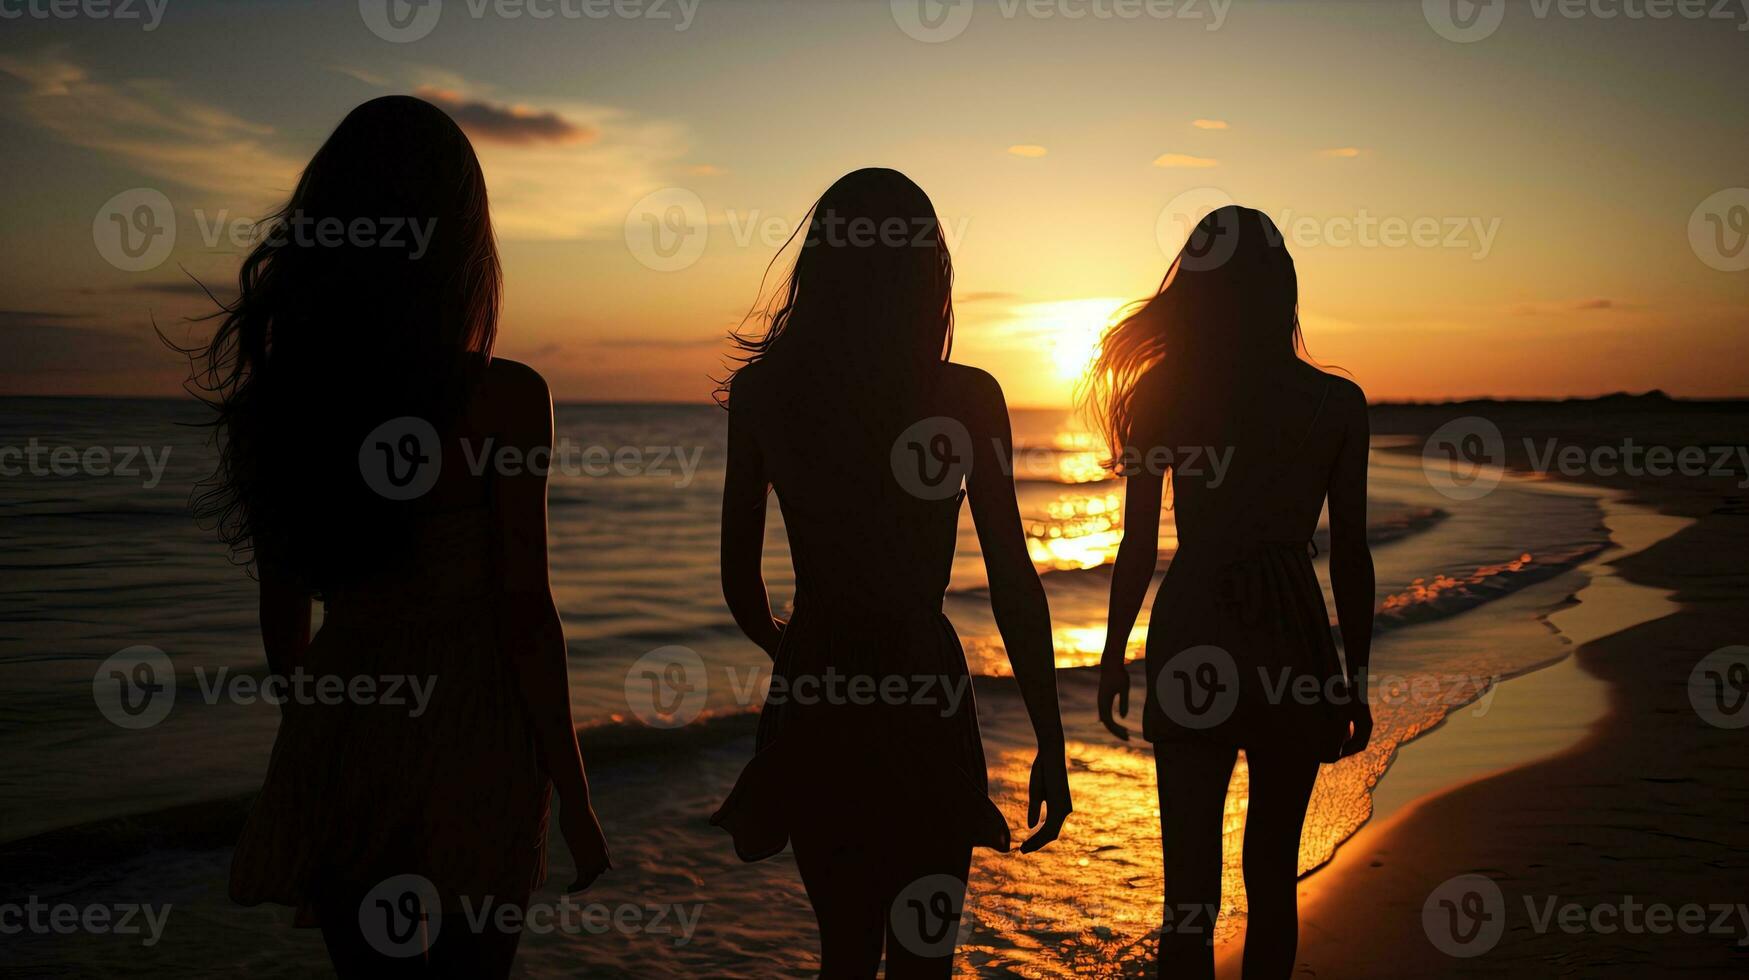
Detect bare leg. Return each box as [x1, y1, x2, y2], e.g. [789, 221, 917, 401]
[1155, 742, 1239, 980]
[1237, 748, 1319, 980]
[882, 835, 973, 980]
[793, 833, 885, 979]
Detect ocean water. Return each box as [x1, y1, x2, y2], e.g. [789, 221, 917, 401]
[0, 398, 1613, 976]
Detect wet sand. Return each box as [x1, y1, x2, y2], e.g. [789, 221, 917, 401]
[1286, 402, 1749, 978]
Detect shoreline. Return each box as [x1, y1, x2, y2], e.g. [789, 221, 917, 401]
[1279, 429, 1749, 977]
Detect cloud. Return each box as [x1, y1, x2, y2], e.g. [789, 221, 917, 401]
[0, 51, 299, 208]
[1152, 153, 1219, 168]
[415, 86, 597, 146]
[955, 291, 1018, 304]
[1512, 298, 1638, 315]
[399, 71, 693, 240]
[1192, 119, 1229, 130]
[325, 64, 389, 87]
[1007, 145, 1048, 158]
[1321, 147, 1364, 158]
[684, 163, 725, 176]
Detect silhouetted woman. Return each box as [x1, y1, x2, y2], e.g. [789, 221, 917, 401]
[711, 168, 1072, 978]
[1085, 206, 1374, 979]
[186, 96, 609, 978]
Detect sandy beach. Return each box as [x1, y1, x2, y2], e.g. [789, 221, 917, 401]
[1287, 399, 1749, 978]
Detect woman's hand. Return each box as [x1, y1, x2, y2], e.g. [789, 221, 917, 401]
[1021, 748, 1072, 853]
[561, 802, 612, 893]
[1337, 699, 1374, 759]
[1097, 658, 1131, 741]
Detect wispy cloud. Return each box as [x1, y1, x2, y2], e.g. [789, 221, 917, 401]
[415, 86, 596, 146]
[1192, 119, 1229, 130]
[1152, 153, 1218, 169]
[0, 50, 299, 207]
[1511, 298, 1639, 315]
[400, 71, 691, 240]
[684, 163, 725, 176]
[1320, 147, 1364, 158]
[1007, 144, 1048, 158]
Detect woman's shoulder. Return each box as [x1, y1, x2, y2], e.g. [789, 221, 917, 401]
[1298, 362, 1366, 413]
[474, 357, 553, 434]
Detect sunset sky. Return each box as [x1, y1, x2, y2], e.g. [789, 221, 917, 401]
[2, 0, 1745, 404]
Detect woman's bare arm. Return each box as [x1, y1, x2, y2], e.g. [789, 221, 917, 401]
[257, 559, 310, 680]
[1326, 384, 1375, 756]
[1096, 467, 1163, 740]
[961, 368, 1070, 852]
[490, 363, 609, 885]
[720, 398, 783, 659]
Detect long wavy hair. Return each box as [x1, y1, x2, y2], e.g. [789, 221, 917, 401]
[1081, 204, 1312, 469]
[715, 168, 954, 429]
[180, 95, 501, 590]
